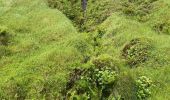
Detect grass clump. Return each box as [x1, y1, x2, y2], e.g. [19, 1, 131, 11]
[121, 0, 158, 22]
[0, 46, 11, 58]
[152, 11, 170, 35]
[153, 20, 170, 35]
[122, 38, 153, 66]
[0, 26, 12, 58]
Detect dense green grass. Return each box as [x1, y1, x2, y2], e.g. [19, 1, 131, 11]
[0, 0, 170, 99]
[0, 0, 83, 99]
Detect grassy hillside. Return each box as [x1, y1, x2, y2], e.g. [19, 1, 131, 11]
[0, 0, 83, 99]
[0, 0, 170, 100]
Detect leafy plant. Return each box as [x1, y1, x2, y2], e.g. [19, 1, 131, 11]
[64, 55, 118, 99]
[135, 76, 153, 100]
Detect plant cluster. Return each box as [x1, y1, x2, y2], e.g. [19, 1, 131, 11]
[122, 38, 152, 66]
[135, 76, 153, 100]
[65, 67, 117, 100]
[63, 55, 118, 100]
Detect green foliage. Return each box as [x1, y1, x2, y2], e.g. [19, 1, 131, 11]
[135, 76, 153, 100]
[64, 57, 118, 99]
[94, 67, 117, 87]
[122, 38, 152, 66]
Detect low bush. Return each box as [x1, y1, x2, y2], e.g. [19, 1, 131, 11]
[122, 38, 152, 66]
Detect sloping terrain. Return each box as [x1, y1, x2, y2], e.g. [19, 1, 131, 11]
[0, 0, 83, 99]
[0, 0, 170, 100]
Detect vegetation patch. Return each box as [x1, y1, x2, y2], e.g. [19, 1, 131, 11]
[63, 54, 119, 99]
[121, 0, 158, 22]
[64, 67, 117, 99]
[47, 0, 119, 31]
[0, 0, 170, 99]
[135, 76, 153, 100]
[122, 38, 152, 66]
[0, 26, 11, 46]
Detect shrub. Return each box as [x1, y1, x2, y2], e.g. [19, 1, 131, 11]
[135, 76, 153, 100]
[122, 38, 152, 66]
